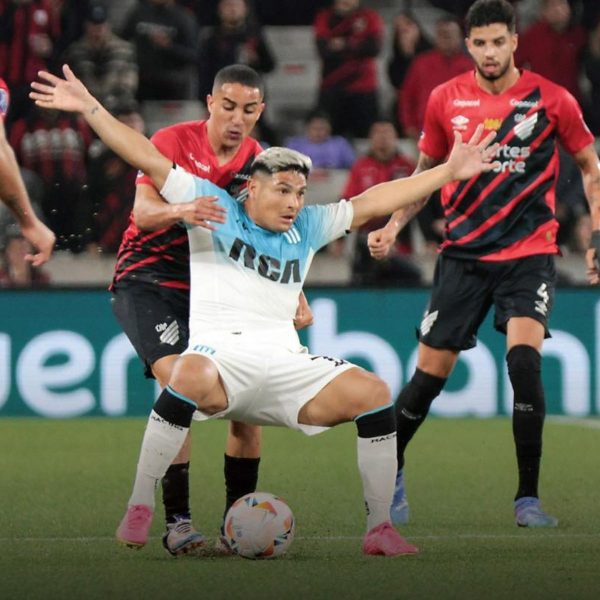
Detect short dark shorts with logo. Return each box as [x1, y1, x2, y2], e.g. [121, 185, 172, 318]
[112, 282, 190, 378]
[417, 254, 557, 351]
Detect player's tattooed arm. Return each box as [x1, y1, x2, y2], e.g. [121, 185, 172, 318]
[31, 65, 172, 189]
[575, 144, 600, 284]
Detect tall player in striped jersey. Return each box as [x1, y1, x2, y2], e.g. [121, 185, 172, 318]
[0, 77, 54, 266]
[368, 0, 600, 528]
[110, 65, 311, 555]
[31, 62, 499, 556]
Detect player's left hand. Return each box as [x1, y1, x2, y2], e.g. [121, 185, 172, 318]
[293, 292, 314, 330]
[586, 230, 600, 284]
[447, 124, 500, 181]
[30, 64, 94, 114]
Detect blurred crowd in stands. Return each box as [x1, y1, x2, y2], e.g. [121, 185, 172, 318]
[0, 0, 598, 286]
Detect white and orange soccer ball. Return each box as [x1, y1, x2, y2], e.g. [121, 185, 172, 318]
[223, 492, 295, 559]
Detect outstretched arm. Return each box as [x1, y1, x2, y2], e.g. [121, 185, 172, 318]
[0, 118, 55, 265]
[350, 125, 498, 230]
[30, 65, 171, 189]
[367, 153, 440, 260]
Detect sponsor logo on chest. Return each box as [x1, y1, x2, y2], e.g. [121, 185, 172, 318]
[188, 152, 211, 173]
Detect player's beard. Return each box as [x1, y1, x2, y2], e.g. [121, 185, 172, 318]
[475, 58, 511, 82]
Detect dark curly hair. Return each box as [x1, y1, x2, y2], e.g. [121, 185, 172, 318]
[465, 0, 516, 35]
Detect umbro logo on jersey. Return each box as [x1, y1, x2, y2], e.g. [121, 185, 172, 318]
[514, 112, 538, 140]
[420, 310, 439, 336]
[284, 227, 301, 244]
[188, 153, 210, 173]
[451, 115, 469, 130]
[159, 321, 180, 345]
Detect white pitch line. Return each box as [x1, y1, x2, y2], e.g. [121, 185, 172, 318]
[548, 416, 600, 429]
[2, 533, 600, 543]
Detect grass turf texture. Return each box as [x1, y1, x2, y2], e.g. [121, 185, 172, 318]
[0, 417, 598, 600]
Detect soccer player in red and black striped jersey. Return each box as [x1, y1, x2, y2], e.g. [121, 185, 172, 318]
[111, 65, 312, 555]
[368, 0, 600, 528]
[0, 77, 54, 265]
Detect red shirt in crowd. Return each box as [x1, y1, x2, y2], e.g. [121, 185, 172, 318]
[419, 69, 593, 261]
[9, 112, 92, 185]
[343, 152, 415, 252]
[0, 0, 59, 88]
[314, 6, 383, 94]
[399, 49, 473, 136]
[516, 20, 587, 101]
[112, 120, 262, 289]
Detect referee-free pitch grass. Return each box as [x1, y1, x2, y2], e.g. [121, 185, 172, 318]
[0, 417, 598, 600]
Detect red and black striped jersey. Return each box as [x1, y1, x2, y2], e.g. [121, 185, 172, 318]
[112, 120, 262, 289]
[0, 77, 9, 118]
[419, 69, 594, 261]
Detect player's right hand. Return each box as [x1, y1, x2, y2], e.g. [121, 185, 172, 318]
[178, 196, 227, 230]
[21, 218, 55, 266]
[368, 227, 396, 260]
[586, 230, 600, 284]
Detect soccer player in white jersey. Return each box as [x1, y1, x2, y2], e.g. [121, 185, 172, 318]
[31, 65, 499, 556]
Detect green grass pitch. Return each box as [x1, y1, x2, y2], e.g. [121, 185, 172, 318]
[0, 417, 598, 599]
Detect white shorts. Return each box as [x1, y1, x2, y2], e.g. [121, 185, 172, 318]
[182, 332, 358, 435]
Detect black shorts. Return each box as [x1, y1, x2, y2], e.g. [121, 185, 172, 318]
[418, 254, 557, 351]
[111, 282, 190, 378]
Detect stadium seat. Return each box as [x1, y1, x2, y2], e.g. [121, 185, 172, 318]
[263, 27, 320, 133]
[306, 169, 349, 205]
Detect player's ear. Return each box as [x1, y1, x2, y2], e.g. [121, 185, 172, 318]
[512, 32, 518, 52]
[206, 94, 214, 115]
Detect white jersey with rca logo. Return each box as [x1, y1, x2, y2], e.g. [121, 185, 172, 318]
[160, 166, 353, 349]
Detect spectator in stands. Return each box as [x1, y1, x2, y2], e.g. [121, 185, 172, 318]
[121, 0, 198, 101]
[286, 110, 355, 169]
[313, 0, 384, 138]
[398, 16, 471, 140]
[516, 0, 587, 101]
[387, 10, 431, 130]
[197, 0, 275, 101]
[0, 171, 50, 287]
[342, 120, 422, 286]
[583, 12, 600, 134]
[0, 0, 60, 124]
[255, 0, 330, 25]
[9, 106, 93, 252]
[87, 98, 143, 254]
[555, 146, 588, 252]
[64, 3, 138, 104]
[52, 0, 90, 60]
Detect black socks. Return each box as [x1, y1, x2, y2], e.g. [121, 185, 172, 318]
[395, 368, 447, 468]
[507, 345, 545, 500]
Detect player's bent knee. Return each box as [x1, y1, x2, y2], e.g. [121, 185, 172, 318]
[346, 373, 391, 418]
[229, 421, 261, 444]
[170, 354, 220, 402]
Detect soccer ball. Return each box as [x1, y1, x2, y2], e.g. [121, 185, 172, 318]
[224, 492, 295, 559]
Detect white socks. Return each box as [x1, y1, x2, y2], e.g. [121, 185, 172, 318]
[356, 432, 397, 531]
[128, 410, 190, 508]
